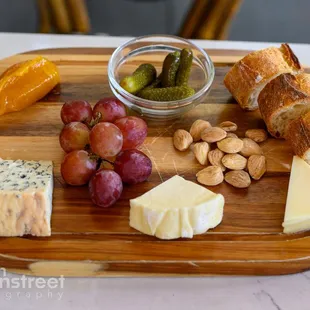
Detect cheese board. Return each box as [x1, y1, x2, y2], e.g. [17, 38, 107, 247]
[1, 47, 310, 277]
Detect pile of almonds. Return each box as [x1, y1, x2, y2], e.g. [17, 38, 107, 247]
[173, 120, 268, 188]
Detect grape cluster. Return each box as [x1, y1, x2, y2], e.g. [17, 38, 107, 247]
[59, 98, 152, 207]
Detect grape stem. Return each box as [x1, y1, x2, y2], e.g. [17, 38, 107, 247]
[89, 153, 100, 161]
[88, 112, 102, 128]
[96, 158, 103, 170]
[97, 159, 114, 171]
[103, 159, 114, 165]
[88, 152, 102, 170]
[84, 144, 91, 152]
[88, 153, 114, 171]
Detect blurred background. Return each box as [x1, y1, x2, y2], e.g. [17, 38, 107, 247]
[0, 0, 309, 43]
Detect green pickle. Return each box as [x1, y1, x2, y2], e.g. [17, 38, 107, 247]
[120, 63, 156, 94]
[161, 51, 180, 87]
[139, 86, 195, 101]
[176, 48, 193, 86]
[144, 73, 162, 90]
[121, 48, 194, 101]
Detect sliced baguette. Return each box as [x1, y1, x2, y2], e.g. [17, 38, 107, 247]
[224, 44, 302, 111]
[286, 111, 310, 164]
[258, 73, 310, 138]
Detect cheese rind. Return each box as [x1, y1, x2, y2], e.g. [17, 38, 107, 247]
[130, 175, 224, 239]
[283, 156, 310, 233]
[0, 159, 53, 237]
[283, 219, 310, 234]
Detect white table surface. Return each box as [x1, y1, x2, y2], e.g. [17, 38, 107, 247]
[1, 32, 310, 310]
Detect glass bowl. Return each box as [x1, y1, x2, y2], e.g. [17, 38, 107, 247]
[108, 35, 215, 120]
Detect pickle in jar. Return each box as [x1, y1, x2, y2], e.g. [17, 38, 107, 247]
[144, 73, 162, 90]
[161, 51, 180, 88]
[176, 48, 193, 86]
[120, 63, 156, 94]
[139, 86, 195, 102]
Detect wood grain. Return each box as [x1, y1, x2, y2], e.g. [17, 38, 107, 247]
[0, 47, 308, 277]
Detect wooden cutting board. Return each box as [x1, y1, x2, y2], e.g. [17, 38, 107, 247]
[0, 47, 309, 277]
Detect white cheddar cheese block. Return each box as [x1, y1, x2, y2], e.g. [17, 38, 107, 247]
[0, 159, 53, 237]
[283, 156, 310, 233]
[129, 175, 225, 240]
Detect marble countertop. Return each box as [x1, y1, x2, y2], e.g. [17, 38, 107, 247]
[2, 32, 310, 65]
[1, 32, 310, 310]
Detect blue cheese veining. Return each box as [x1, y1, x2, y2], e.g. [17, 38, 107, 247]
[0, 159, 53, 236]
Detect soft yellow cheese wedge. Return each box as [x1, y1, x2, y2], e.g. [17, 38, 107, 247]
[129, 175, 225, 239]
[283, 156, 310, 233]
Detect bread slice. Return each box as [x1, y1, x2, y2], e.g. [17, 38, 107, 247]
[258, 73, 310, 138]
[224, 44, 302, 111]
[286, 111, 310, 163]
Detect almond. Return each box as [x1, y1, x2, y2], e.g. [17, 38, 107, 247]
[196, 166, 224, 186]
[190, 119, 211, 142]
[173, 129, 193, 151]
[208, 148, 226, 171]
[193, 142, 210, 165]
[226, 132, 238, 138]
[247, 155, 266, 180]
[201, 127, 227, 143]
[225, 170, 251, 188]
[245, 129, 268, 143]
[222, 154, 247, 170]
[219, 121, 238, 132]
[217, 137, 243, 153]
[239, 138, 263, 157]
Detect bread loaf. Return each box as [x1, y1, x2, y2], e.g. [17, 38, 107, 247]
[224, 44, 302, 111]
[286, 111, 310, 163]
[258, 73, 310, 138]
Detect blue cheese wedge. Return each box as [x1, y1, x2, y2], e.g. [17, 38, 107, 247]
[130, 175, 224, 240]
[0, 159, 53, 237]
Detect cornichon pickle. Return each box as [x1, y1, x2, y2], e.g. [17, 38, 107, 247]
[120, 63, 156, 94]
[161, 51, 180, 87]
[144, 73, 162, 89]
[138, 86, 195, 101]
[176, 48, 193, 86]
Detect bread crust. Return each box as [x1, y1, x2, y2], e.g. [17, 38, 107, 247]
[287, 111, 310, 162]
[224, 44, 302, 111]
[258, 73, 310, 138]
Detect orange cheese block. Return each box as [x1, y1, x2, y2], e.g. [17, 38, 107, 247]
[0, 56, 60, 115]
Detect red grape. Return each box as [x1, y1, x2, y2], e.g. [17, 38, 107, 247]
[93, 97, 126, 122]
[114, 149, 152, 184]
[59, 122, 90, 153]
[61, 150, 97, 186]
[61, 100, 93, 125]
[89, 170, 123, 207]
[114, 116, 147, 150]
[89, 122, 123, 158]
